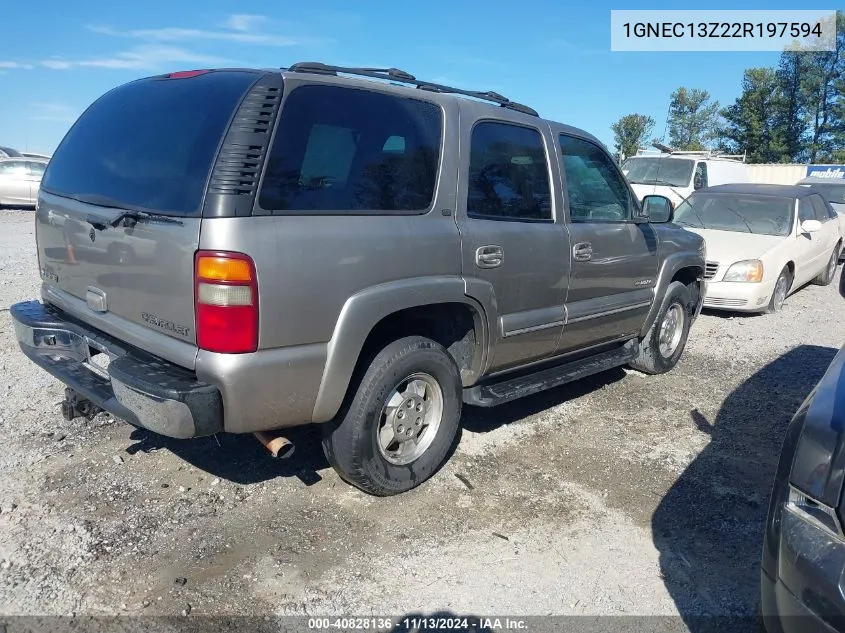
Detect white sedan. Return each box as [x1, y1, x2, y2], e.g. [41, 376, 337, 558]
[797, 177, 845, 259]
[0, 158, 47, 207]
[673, 183, 841, 313]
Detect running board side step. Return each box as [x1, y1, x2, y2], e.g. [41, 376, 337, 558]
[463, 339, 638, 407]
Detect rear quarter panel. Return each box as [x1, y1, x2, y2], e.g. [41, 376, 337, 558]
[197, 214, 463, 349]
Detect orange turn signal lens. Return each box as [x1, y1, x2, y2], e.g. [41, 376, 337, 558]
[196, 256, 252, 282]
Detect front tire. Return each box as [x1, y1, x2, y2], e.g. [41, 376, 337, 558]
[322, 336, 462, 496]
[629, 281, 692, 375]
[812, 246, 839, 286]
[764, 268, 791, 313]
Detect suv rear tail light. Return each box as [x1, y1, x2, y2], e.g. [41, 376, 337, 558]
[194, 251, 258, 353]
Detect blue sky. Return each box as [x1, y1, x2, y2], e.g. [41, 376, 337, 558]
[0, 0, 804, 154]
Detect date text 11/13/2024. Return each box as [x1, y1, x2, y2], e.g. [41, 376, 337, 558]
[306, 617, 529, 631]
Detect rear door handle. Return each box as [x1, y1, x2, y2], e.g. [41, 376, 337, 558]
[475, 245, 504, 268]
[573, 242, 593, 262]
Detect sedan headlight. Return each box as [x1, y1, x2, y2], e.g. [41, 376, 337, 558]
[723, 259, 763, 283]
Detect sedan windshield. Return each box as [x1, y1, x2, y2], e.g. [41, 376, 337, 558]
[673, 193, 794, 236]
[621, 157, 694, 187]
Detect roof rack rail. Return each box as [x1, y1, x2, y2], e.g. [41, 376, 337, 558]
[634, 145, 747, 162]
[286, 62, 539, 117]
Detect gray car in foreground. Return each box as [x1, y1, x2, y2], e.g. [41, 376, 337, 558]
[10, 63, 705, 495]
[760, 272, 845, 632]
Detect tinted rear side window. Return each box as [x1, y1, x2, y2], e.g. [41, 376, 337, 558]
[467, 122, 552, 221]
[41, 72, 258, 216]
[258, 85, 442, 213]
[809, 194, 834, 221]
[804, 182, 845, 205]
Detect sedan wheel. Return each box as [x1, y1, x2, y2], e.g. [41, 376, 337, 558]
[812, 247, 840, 286]
[765, 269, 791, 313]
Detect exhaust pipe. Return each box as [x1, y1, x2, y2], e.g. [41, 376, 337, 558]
[254, 431, 295, 459]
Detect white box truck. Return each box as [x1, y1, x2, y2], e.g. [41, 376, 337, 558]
[621, 148, 748, 207]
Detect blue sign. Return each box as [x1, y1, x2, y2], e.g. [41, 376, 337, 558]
[807, 165, 845, 179]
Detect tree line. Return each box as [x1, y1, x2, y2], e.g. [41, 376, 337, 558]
[612, 13, 844, 164]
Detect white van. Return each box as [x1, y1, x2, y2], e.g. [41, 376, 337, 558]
[621, 149, 749, 207]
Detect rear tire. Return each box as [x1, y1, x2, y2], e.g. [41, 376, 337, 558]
[322, 336, 462, 496]
[629, 281, 692, 375]
[764, 268, 791, 313]
[812, 246, 839, 286]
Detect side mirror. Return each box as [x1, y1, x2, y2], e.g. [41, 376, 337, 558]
[801, 219, 822, 233]
[693, 176, 704, 190]
[642, 195, 674, 223]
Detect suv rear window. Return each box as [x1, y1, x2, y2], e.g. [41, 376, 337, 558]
[258, 85, 442, 214]
[41, 71, 258, 216]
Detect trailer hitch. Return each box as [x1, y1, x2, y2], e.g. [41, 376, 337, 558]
[60, 387, 103, 421]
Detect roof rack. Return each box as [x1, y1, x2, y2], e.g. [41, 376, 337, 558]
[634, 144, 747, 162]
[286, 62, 539, 117]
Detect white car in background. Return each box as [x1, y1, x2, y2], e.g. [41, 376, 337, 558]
[796, 177, 845, 258]
[673, 183, 841, 313]
[0, 157, 47, 207]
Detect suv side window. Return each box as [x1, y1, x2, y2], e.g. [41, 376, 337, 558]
[558, 134, 631, 222]
[797, 198, 815, 223]
[467, 121, 552, 221]
[810, 194, 833, 221]
[694, 162, 708, 189]
[259, 85, 442, 214]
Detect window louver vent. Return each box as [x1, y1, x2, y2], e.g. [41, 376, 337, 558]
[208, 85, 281, 196]
[230, 86, 280, 134]
[208, 144, 264, 196]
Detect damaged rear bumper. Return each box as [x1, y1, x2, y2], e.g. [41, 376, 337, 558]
[10, 300, 223, 438]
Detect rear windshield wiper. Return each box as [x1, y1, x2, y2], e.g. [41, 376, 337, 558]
[60, 192, 184, 230]
[87, 209, 184, 230]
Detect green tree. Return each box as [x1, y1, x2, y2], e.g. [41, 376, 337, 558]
[784, 12, 845, 162]
[830, 72, 845, 162]
[611, 113, 656, 160]
[804, 16, 844, 162]
[719, 68, 783, 163]
[666, 87, 720, 150]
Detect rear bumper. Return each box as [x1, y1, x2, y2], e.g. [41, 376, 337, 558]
[11, 300, 223, 438]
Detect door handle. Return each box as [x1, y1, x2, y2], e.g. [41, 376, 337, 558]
[475, 245, 504, 268]
[573, 242, 593, 262]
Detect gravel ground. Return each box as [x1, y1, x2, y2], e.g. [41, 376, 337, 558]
[0, 208, 842, 629]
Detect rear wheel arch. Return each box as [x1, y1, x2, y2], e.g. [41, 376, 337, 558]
[355, 302, 486, 384]
[312, 279, 489, 423]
